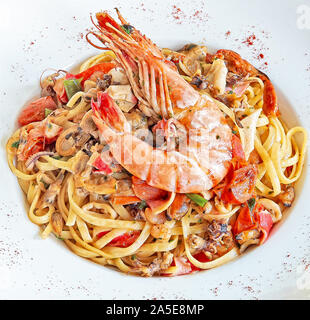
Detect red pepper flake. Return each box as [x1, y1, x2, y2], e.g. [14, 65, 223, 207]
[225, 30, 231, 38]
[258, 53, 264, 59]
[172, 5, 184, 23]
[243, 34, 256, 46]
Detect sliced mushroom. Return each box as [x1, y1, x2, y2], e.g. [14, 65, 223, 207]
[56, 125, 90, 157]
[71, 151, 90, 174]
[56, 125, 78, 156]
[80, 110, 98, 137]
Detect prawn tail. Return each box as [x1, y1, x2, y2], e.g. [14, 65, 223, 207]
[91, 92, 129, 133]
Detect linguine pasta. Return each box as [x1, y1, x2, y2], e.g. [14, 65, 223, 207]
[6, 12, 307, 277]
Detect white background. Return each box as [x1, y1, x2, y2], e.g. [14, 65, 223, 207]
[0, 0, 309, 299]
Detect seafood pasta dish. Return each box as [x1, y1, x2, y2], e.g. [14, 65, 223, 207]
[6, 10, 307, 276]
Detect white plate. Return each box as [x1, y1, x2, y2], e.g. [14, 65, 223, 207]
[0, 0, 309, 300]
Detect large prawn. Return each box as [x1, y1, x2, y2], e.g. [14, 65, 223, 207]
[88, 10, 232, 193]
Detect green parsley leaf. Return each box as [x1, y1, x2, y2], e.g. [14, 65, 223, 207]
[247, 197, 256, 214]
[11, 140, 20, 148]
[54, 234, 64, 241]
[138, 200, 147, 210]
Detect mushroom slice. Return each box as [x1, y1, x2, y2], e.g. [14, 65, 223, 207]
[56, 125, 78, 156]
[80, 110, 98, 137]
[56, 125, 90, 157]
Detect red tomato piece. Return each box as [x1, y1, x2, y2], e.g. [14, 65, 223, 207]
[18, 96, 57, 126]
[232, 134, 245, 162]
[92, 156, 113, 174]
[110, 195, 141, 206]
[221, 165, 257, 204]
[233, 205, 256, 235]
[262, 77, 279, 117]
[96, 230, 140, 248]
[233, 201, 273, 244]
[257, 210, 273, 244]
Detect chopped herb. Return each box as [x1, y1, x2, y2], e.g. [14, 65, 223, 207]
[47, 122, 52, 129]
[131, 255, 136, 260]
[138, 200, 147, 210]
[214, 57, 219, 60]
[44, 108, 53, 118]
[121, 24, 134, 34]
[168, 238, 173, 243]
[52, 155, 62, 160]
[268, 191, 273, 195]
[247, 197, 256, 215]
[228, 90, 234, 94]
[198, 219, 202, 223]
[186, 193, 207, 207]
[216, 135, 220, 140]
[54, 234, 64, 241]
[11, 140, 20, 148]
[232, 130, 237, 134]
